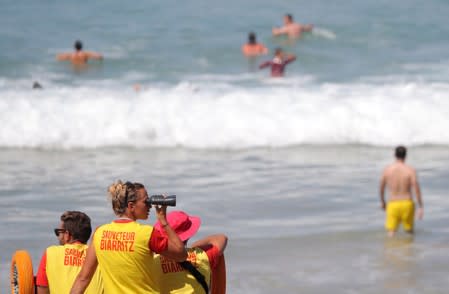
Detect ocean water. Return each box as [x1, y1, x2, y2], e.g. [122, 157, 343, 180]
[1, 0, 449, 293]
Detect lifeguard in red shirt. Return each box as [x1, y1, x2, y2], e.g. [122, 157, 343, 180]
[154, 210, 228, 294]
[70, 181, 187, 294]
[35, 211, 103, 294]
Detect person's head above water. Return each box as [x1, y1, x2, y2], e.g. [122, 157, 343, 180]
[248, 32, 256, 44]
[395, 146, 407, 160]
[274, 47, 283, 56]
[32, 81, 43, 89]
[74, 40, 83, 51]
[284, 14, 293, 24]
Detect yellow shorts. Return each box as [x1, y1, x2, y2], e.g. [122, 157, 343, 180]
[385, 200, 415, 232]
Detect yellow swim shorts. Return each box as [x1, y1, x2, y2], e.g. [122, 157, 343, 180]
[385, 200, 415, 232]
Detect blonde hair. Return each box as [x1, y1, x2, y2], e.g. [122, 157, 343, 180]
[107, 180, 145, 215]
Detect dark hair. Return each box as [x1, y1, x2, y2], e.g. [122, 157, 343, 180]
[61, 211, 92, 243]
[395, 146, 407, 159]
[275, 47, 283, 55]
[74, 40, 83, 51]
[32, 81, 42, 89]
[286, 14, 293, 21]
[248, 32, 256, 44]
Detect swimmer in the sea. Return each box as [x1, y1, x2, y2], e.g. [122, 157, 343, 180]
[56, 40, 103, 66]
[242, 32, 268, 57]
[272, 14, 313, 38]
[259, 47, 296, 77]
[32, 81, 43, 89]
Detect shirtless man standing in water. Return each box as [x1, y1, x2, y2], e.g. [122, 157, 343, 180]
[379, 146, 424, 237]
[56, 40, 103, 66]
[272, 14, 313, 38]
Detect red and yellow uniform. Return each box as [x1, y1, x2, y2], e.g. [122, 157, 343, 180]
[93, 219, 168, 294]
[36, 243, 103, 293]
[156, 246, 220, 294]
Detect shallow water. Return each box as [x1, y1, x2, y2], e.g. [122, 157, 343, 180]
[1, 145, 449, 293]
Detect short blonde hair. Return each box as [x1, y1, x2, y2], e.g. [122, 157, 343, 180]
[107, 180, 145, 215]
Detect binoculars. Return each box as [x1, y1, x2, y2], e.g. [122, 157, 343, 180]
[145, 195, 176, 206]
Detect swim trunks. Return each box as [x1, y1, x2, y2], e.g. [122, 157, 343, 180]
[385, 199, 415, 232]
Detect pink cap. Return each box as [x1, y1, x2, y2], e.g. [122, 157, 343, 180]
[154, 210, 201, 242]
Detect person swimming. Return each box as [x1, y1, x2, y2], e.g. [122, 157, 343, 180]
[32, 81, 43, 89]
[241, 32, 268, 56]
[56, 40, 103, 66]
[272, 14, 313, 38]
[259, 47, 296, 77]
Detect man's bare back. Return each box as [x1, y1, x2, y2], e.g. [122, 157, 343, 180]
[381, 161, 416, 201]
[379, 146, 423, 220]
[56, 40, 102, 66]
[242, 32, 268, 56]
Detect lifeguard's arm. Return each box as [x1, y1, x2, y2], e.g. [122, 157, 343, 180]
[379, 172, 387, 210]
[191, 234, 228, 256]
[259, 61, 271, 69]
[36, 251, 49, 294]
[272, 26, 288, 36]
[86, 51, 103, 60]
[156, 205, 188, 261]
[56, 53, 71, 61]
[412, 169, 424, 219]
[70, 242, 98, 294]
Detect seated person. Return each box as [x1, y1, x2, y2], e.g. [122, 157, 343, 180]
[36, 211, 103, 294]
[154, 210, 228, 293]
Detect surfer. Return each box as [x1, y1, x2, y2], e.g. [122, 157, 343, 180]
[154, 210, 228, 294]
[379, 146, 424, 237]
[259, 47, 296, 77]
[70, 181, 187, 294]
[35, 211, 103, 294]
[272, 14, 313, 38]
[242, 32, 268, 56]
[56, 40, 103, 66]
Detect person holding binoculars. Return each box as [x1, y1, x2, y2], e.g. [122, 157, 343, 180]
[70, 180, 187, 294]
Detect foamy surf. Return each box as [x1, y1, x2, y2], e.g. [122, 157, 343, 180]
[1, 79, 448, 149]
[312, 27, 336, 40]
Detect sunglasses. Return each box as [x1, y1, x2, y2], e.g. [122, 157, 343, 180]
[54, 228, 66, 237]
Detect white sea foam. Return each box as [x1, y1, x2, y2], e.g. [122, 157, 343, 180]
[0, 79, 448, 149]
[312, 27, 337, 40]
